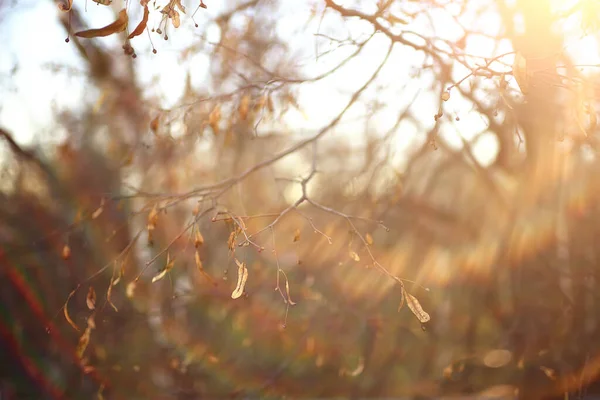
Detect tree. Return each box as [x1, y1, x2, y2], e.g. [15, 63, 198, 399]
[2, 0, 600, 398]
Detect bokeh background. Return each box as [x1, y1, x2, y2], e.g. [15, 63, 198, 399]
[2, 0, 600, 399]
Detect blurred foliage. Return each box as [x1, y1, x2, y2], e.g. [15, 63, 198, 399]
[3, 0, 600, 399]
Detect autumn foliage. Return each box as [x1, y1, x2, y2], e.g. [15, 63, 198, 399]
[3, 0, 600, 399]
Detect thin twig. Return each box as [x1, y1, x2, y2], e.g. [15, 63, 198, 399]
[137, 207, 214, 281]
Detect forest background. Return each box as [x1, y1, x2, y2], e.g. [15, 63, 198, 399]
[2, 0, 600, 398]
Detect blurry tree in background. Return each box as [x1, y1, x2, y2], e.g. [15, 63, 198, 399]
[2, 0, 600, 398]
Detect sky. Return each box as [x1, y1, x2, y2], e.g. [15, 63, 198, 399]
[0, 0, 599, 169]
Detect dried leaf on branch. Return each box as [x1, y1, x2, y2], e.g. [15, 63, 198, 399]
[86, 286, 96, 310]
[128, 4, 150, 39]
[75, 9, 129, 39]
[76, 314, 95, 359]
[231, 259, 248, 299]
[194, 229, 204, 248]
[285, 278, 296, 305]
[405, 292, 430, 323]
[152, 253, 175, 283]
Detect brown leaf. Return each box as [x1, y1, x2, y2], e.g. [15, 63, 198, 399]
[62, 244, 71, 260]
[231, 259, 248, 299]
[63, 307, 79, 333]
[93, 0, 112, 4]
[404, 292, 430, 323]
[540, 366, 557, 380]
[128, 4, 149, 39]
[91, 206, 103, 220]
[63, 289, 79, 331]
[194, 229, 204, 248]
[126, 281, 136, 298]
[285, 278, 296, 305]
[107, 277, 118, 312]
[267, 95, 274, 113]
[170, 9, 181, 28]
[194, 250, 203, 270]
[86, 312, 96, 329]
[86, 287, 96, 310]
[397, 287, 405, 311]
[75, 9, 129, 39]
[147, 204, 159, 230]
[209, 105, 221, 134]
[237, 216, 247, 232]
[76, 314, 95, 359]
[239, 95, 250, 120]
[342, 356, 365, 377]
[293, 228, 301, 243]
[150, 115, 160, 133]
[365, 233, 373, 245]
[76, 329, 90, 358]
[112, 262, 124, 286]
[152, 253, 175, 283]
[227, 231, 236, 251]
[97, 384, 106, 400]
[195, 251, 215, 285]
[174, 0, 186, 12]
[91, 199, 105, 219]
